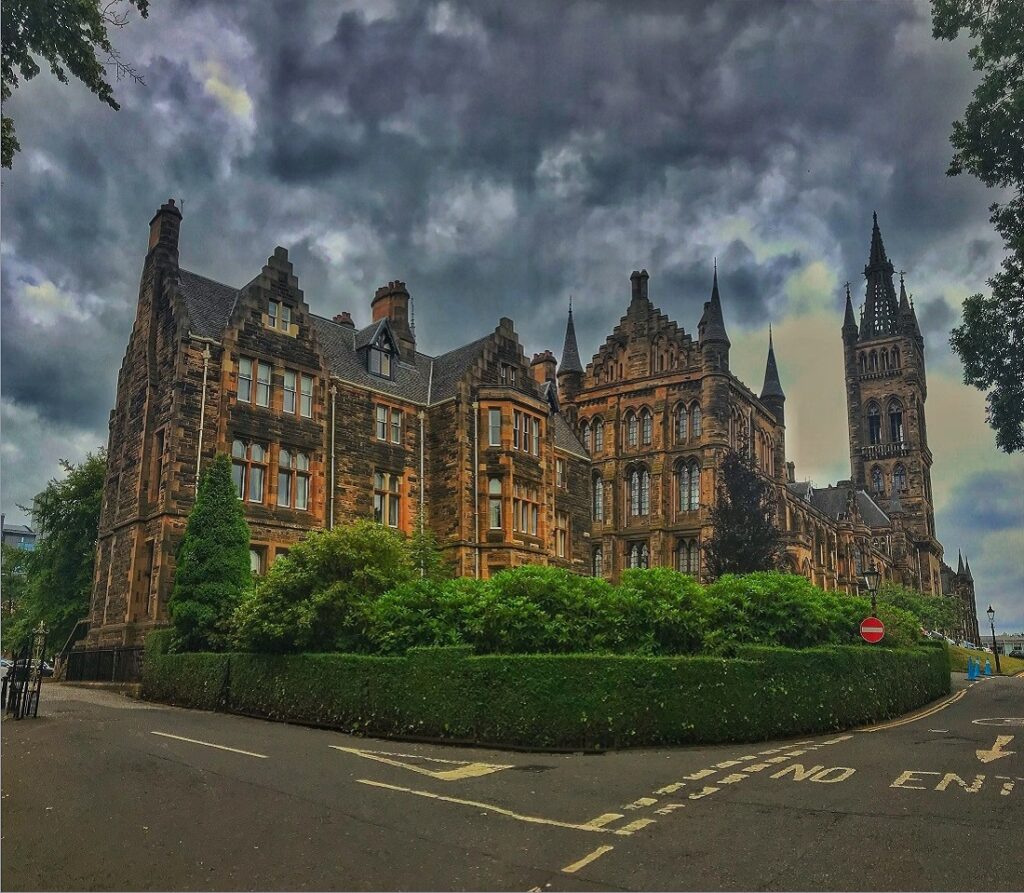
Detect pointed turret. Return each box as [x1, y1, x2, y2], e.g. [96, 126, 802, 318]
[760, 327, 785, 400]
[957, 550, 965, 576]
[860, 212, 900, 339]
[842, 282, 858, 343]
[963, 556, 974, 583]
[557, 300, 584, 404]
[899, 272, 911, 314]
[559, 301, 584, 374]
[698, 262, 730, 347]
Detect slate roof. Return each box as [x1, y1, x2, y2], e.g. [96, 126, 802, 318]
[559, 308, 584, 374]
[552, 413, 588, 457]
[788, 482, 890, 528]
[178, 269, 239, 338]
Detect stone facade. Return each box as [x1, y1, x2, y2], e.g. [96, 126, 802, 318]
[83, 204, 977, 647]
[84, 201, 591, 647]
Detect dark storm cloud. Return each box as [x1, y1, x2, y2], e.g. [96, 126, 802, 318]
[945, 469, 1024, 535]
[1, 0, 1018, 628]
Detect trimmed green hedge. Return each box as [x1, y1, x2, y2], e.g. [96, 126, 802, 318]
[142, 642, 951, 748]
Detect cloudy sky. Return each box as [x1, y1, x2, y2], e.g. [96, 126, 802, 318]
[1, 0, 1021, 630]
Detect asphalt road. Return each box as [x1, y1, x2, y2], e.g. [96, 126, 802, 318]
[2, 674, 1022, 892]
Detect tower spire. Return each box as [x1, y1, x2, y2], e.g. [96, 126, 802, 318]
[559, 301, 584, 374]
[760, 325, 785, 400]
[861, 212, 900, 339]
[699, 261, 730, 346]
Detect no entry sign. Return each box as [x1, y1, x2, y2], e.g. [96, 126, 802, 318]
[861, 616, 885, 643]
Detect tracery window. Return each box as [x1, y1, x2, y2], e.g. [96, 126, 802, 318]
[625, 412, 638, 448]
[592, 476, 604, 522]
[678, 460, 700, 511]
[867, 403, 882, 445]
[628, 468, 650, 517]
[888, 400, 904, 443]
[581, 422, 591, 452]
[676, 540, 699, 575]
[893, 464, 907, 492]
[676, 404, 688, 442]
[871, 466, 884, 495]
[640, 409, 653, 446]
[629, 542, 650, 569]
[691, 404, 702, 438]
[594, 420, 604, 452]
[592, 546, 604, 577]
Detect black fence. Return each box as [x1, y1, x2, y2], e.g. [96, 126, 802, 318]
[65, 647, 144, 683]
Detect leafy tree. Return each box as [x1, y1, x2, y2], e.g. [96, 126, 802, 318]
[933, 0, 1024, 452]
[232, 520, 415, 654]
[876, 582, 958, 634]
[2, 0, 150, 168]
[169, 454, 251, 652]
[703, 450, 782, 578]
[2, 451, 106, 654]
[407, 515, 451, 581]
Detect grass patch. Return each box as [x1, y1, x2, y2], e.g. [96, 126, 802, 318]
[948, 644, 1024, 676]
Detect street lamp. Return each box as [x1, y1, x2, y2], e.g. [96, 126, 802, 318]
[862, 563, 881, 617]
[986, 606, 1002, 675]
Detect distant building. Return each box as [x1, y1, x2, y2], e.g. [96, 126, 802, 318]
[1, 520, 37, 551]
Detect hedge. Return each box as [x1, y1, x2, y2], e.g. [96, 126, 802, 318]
[141, 643, 950, 748]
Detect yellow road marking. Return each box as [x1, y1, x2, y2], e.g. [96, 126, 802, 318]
[860, 689, 967, 732]
[655, 781, 686, 794]
[654, 803, 686, 815]
[582, 813, 624, 829]
[719, 773, 747, 784]
[683, 768, 717, 780]
[331, 745, 511, 780]
[688, 785, 720, 800]
[821, 735, 854, 745]
[614, 818, 656, 835]
[150, 732, 268, 759]
[714, 759, 741, 768]
[357, 780, 609, 833]
[743, 763, 771, 773]
[976, 735, 1015, 764]
[562, 845, 614, 874]
[624, 797, 658, 809]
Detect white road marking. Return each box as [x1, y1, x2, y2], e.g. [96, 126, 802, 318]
[150, 732, 268, 759]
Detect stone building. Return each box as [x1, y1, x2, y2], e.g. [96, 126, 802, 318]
[83, 200, 590, 647]
[82, 203, 977, 647]
[557, 215, 977, 635]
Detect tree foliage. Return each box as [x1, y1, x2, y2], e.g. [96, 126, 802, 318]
[169, 454, 252, 652]
[1, 0, 150, 168]
[702, 450, 782, 579]
[232, 520, 416, 654]
[876, 581, 959, 634]
[2, 451, 106, 654]
[933, 0, 1024, 451]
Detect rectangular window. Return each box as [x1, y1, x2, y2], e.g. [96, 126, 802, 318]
[256, 362, 272, 407]
[300, 374, 314, 418]
[232, 460, 245, 498]
[532, 417, 540, 455]
[556, 458, 566, 489]
[489, 408, 501, 446]
[277, 448, 293, 507]
[488, 478, 502, 529]
[556, 512, 569, 558]
[268, 301, 278, 328]
[375, 405, 388, 440]
[370, 348, 392, 378]
[283, 371, 297, 414]
[374, 471, 400, 527]
[238, 357, 253, 403]
[249, 463, 265, 503]
[513, 411, 521, 450]
[250, 547, 266, 576]
[280, 304, 291, 331]
[390, 409, 402, 444]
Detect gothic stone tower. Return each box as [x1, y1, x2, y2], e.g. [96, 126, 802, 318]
[842, 214, 943, 594]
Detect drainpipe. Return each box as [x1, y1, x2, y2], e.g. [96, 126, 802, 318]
[329, 383, 337, 529]
[472, 399, 480, 579]
[418, 410, 427, 577]
[195, 344, 211, 487]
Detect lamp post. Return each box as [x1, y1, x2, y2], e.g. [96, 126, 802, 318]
[862, 563, 881, 617]
[986, 605, 1002, 675]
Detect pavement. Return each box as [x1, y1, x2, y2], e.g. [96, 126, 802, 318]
[1, 673, 1022, 891]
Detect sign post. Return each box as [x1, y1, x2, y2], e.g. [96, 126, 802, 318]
[860, 616, 885, 644]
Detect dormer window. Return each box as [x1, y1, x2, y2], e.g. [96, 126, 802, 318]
[268, 300, 292, 332]
[369, 332, 394, 378]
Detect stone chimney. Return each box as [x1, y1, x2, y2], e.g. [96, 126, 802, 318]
[531, 350, 557, 385]
[371, 280, 415, 358]
[785, 461, 796, 484]
[148, 198, 182, 262]
[333, 312, 355, 328]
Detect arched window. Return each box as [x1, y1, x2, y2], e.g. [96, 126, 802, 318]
[675, 404, 688, 442]
[892, 347, 900, 369]
[629, 470, 640, 517]
[629, 542, 649, 569]
[592, 476, 604, 522]
[691, 404, 702, 438]
[893, 464, 907, 492]
[888, 400, 904, 442]
[625, 412, 638, 448]
[640, 409, 652, 446]
[859, 353, 867, 374]
[629, 468, 649, 517]
[581, 421, 591, 451]
[880, 351, 889, 371]
[869, 350, 878, 371]
[592, 547, 604, 577]
[594, 419, 604, 452]
[676, 540, 699, 575]
[641, 468, 650, 515]
[871, 466, 884, 495]
[867, 403, 881, 445]
[678, 460, 699, 511]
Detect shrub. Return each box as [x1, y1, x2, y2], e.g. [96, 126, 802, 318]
[232, 521, 415, 654]
[363, 578, 482, 654]
[614, 568, 709, 654]
[877, 582, 958, 633]
[169, 454, 252, 652]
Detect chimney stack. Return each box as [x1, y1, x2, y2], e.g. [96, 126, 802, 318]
[530, 350, 557, 385]
[333, 311, 355, 328]
[148, 198, 182, 262]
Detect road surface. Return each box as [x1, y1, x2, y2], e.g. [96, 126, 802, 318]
[2, 674, 1022, 891]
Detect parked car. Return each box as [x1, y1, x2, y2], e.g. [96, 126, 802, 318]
[10, 659, 54, 678]
[1009, 647, 1024, 659]
[0, 658, 11, 679]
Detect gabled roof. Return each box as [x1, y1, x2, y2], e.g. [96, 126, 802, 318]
[787, 482, 890, 528]
[178, 269, 239, 338]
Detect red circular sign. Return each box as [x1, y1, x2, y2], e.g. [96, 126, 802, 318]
[861, 616, 885, 643]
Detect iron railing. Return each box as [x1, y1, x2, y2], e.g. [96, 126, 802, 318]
[65, 647, 144, 683]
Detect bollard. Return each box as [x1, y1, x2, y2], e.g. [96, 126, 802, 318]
[984, 659, 992, 676]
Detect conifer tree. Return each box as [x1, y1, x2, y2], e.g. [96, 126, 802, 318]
[703, 449, 782, 579]
[169, 454, 251, 651]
